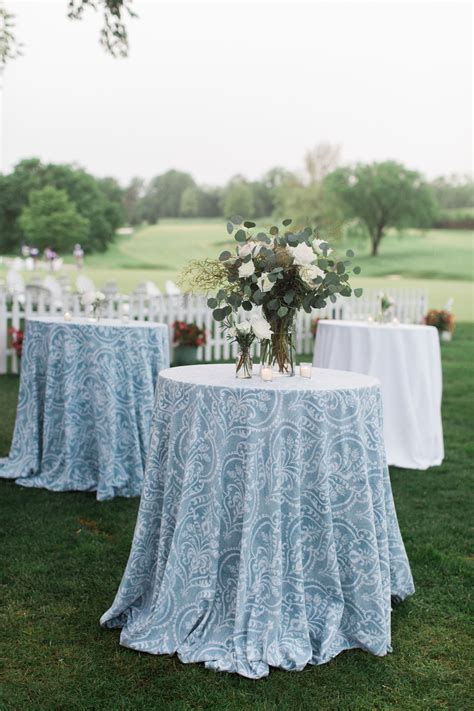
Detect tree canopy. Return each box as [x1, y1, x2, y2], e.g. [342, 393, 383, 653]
[1, 1, 135, 66]
[19, 186, 89, 251]
[0, 159, 123, 253]
[324, 161, 438, 255]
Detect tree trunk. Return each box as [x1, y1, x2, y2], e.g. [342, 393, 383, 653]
[371, 225, 384, 256]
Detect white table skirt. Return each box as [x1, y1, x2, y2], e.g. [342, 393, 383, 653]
[313, 321, 444, 470]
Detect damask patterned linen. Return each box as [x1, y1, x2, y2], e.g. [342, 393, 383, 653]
[0, 317, 169, 500]
[101, 364, 414, 679]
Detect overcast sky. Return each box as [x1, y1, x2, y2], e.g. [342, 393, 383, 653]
[2, 0, 473, 185]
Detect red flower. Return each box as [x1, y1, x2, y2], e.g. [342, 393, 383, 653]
[173, 321, 207, 347]
[9, 327, 24, 357]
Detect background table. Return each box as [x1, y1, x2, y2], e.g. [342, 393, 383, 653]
[314, 321, 444, 470]
[0, 316, 169, 500]
[101, 364, 414, 679]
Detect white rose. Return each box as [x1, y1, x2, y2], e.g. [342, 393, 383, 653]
[299, 264, 325, 287]
[313, 239, 332, 255]
[81, 291, 95, 305]
[238, 242, 253, 258]
[227, 326, 237, 337]
[257, 273, 274, 293]
[236, 320, 252, 334]
[238, 260, 255, 278]
[287, 242, 316, 266]
[96, 291, 106, 302]
[251, 316, 273, 340]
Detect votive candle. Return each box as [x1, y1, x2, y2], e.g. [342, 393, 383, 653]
[64, 311, 72, 322]
[261, 365, 273, 381]
[300, 362, 312, 378]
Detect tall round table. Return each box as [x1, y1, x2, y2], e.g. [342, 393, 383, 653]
[313, 320, 444, 470]
[0, 316, 169, 500]
[101, 364, 414, 679]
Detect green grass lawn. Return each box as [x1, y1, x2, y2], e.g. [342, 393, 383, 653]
[1, 221, 473, 320]
[1, 326, 473, 710]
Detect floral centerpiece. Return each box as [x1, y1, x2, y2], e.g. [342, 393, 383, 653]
[377, 292, 395, 322]
[173, 321, 207, 366]
[81, 291, 107, 320]
[183, 217, 362, 376]
[424, 309, 455, 341]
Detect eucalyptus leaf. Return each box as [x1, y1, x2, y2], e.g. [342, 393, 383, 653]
[283, 290, 295, 304]
[354, 288, 363, 297]
[277, 305, 288, 317]
[219, 250, 232, 261]
[268, 299, 279, 310]
[207, 297, 218, 308]
[235, 229, 246, 242]
[226, 222, 234, 234]
[228, 293, 242, 308]
[230, 215, 243, 225]
[244, 220, 256, 228]
[213, 308, 226, 321]
[269, 225, 279, 235]
[242, 301, 253, 311]
[282, 218, 292, 226]
[336, 262, 345, 274]
[353, 266, 361, 275]
[346, 249, 355, 258]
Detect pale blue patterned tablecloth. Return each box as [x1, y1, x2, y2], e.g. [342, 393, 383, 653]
[101, 364, 414, 678]
[0, 317, 169, 500]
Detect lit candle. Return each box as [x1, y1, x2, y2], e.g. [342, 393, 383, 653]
[300, 363, 312, 378]
[392, 317, 400, 325]
[367, 315, 374, 323]
[261, 365, 273, 381]
[64, 311, 72, 322]
[122, 303, 130, 315]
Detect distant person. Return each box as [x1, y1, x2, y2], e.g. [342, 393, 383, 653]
[44, 246, 57, 271]
[29, 246, 39, 269]
[73, 243, 84, 269]
[21, 244, 30, 258]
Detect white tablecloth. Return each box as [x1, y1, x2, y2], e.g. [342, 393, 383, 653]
[313, 321, 444, 470]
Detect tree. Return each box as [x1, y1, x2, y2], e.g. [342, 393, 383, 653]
[122, 177, 145, 225]
[0, 3, 22, 66]
[179, 186, 200, 217]
[0, 159, 123, 253]
[141, 170, 196, 220]
[1, 1, 135, 66]
[429, 175, 474, 210]
[304, 143, 341, 184]
[325, 161, 438, 256]
[222, 179, 255, 219]
[19, 186, 89, 251]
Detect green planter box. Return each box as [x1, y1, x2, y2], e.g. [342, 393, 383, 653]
[173, 346, 198, 366]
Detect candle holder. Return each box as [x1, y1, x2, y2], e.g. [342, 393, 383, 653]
[299, 362, 312, 379]
[260, 365, 273, 382]
[63, 311, 72, 322]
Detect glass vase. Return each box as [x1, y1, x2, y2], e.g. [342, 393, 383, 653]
[235, 349, 253, 379]
[262, 310, 296, 377]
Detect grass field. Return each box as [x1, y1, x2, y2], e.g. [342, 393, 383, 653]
[1, 221, 473, 320]
[1, 326, 473, 710]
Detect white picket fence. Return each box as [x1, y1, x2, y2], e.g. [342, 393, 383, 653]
[0, 287, 428, 374]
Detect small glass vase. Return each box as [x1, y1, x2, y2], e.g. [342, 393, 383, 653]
[235, 350, 253, 379]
